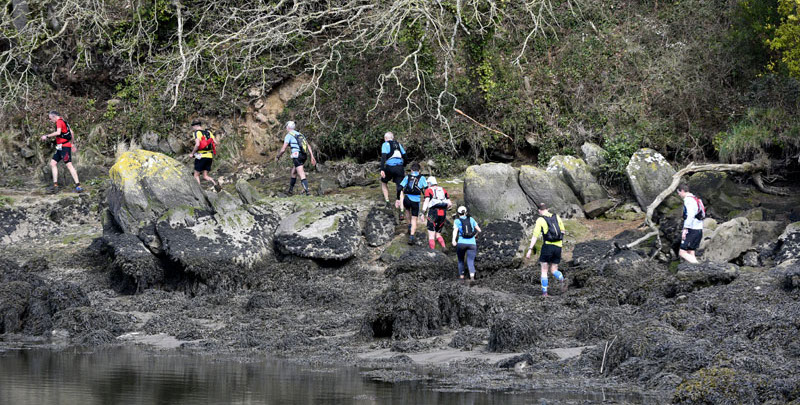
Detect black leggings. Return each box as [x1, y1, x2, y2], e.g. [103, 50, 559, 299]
[457, 243, 477, 276]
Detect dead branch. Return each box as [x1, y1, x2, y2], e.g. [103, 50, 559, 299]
[454, 108, 513, 141]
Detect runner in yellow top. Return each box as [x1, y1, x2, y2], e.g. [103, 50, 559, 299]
[525, 202, 566, 297]
[188, 120, 219, 189]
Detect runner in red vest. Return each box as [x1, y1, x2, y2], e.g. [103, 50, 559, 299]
[40, 111, 82, 194]
[421, 177, 452, 250]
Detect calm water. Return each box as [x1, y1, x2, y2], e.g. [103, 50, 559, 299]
[0, 347, 646, 404]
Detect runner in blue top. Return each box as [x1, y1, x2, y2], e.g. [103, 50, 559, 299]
[451, 206, 481, 280]
[380, 132, 406, 208]
[399, 162, 428, 244]
[274, 121, 317, 196]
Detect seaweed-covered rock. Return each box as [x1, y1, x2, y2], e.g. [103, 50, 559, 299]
[107, 150, 211, 236]
[156, 196, 280, 289]
[626, 148, 676, 210]
[547, 155, 608, 204]
[0, 261, 89, 335]
[776, 222, 800, 266]
[385, 248, 453, 279]
[53, 306, 135, 337]
[463, 163, 535, 225]
[773, 264, 800, 291]
[488, 311, 539, 352]
[474, 220, 524, 272]
[361, 280, 492, 339]
[518, 165, 583, 218]
[101, 230, 165, 293]
[700, 217, 753, 263]
[666, 262, 739, 297]
[274, 207, 361, 261]
[673, 368, 767, 404]
[449, 326, 487, 350]
[364, 207, 395, 247]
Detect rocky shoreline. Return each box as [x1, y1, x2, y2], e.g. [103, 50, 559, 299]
[2, 150, 800, 404]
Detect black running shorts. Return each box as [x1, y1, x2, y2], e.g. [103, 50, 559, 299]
[680, 229, 703, 251]
[403, 196, 420, 217]
[292, 152, 307, 168]
[426, 208, 447, 232]
[194, 157, 213, 172]
[52, 147, 72, 163]
[381, 164, 404, 184]
[539, 243, 562, 264]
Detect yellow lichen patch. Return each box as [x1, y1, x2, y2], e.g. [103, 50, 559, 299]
[109, 150, 186, 187]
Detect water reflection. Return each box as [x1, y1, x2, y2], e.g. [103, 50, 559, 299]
[0, 347, 644, 404]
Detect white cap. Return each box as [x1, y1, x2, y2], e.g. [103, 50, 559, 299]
[286, 121, 296, 130]
[384, 132, 394, 140]
[457, 206, 467, 215]
[428, 176, 437, 185]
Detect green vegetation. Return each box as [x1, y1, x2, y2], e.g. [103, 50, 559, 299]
[0, 195, 13, 208]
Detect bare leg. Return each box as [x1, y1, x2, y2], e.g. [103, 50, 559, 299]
[65, 162, 80, 184]
[410, 214, 418, 236]
[679, 249, 698, 263]
[296, 165, 306, 180]
[193, 171, 201, 185]
[50, 160, 58, 183]
[202, 171, 217, 186]
[381, 182, 389, 201]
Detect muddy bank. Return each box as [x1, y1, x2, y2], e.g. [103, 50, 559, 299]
[2, 173, 800, 404]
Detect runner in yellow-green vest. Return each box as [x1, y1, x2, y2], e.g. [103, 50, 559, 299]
[188, 120, 219, 189]
[526, 202, 566, 297]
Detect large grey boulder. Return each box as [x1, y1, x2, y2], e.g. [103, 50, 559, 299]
[583, 198, 615, 219]
[626, 148, 676, 210]
[156, 191, 280, 290]
[140, 131, 160, 152]
[107, 150, 211, 236]
[235, 179, 260, 205]
[700, 217, 753, 263]
[518, 165, 583, 218]
[750, 221, 785, 247]
[581, 142, 607, 173]
[546, 155, 608, 204]
[274, 207, 361, 261]
[464, 163, 534, 225]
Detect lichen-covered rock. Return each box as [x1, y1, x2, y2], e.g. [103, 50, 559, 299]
[604, 203, 645, 221]
[546, 155, 608, 204]
[673, 367, 767, 404]
[364, 207, 394, 247]
[626, 148, 676, 210]
[107, 150, 211, 236]
[474, 220, 524, 272]
[750, 221, 785, 247]
[582, 198, 615, 219]
[518, 165, 583, 218]
[581, 142, 607, 172]
[700, 217, 753, 263]
[274, 207, 361, 261]
[464, 163, 534, 225]
[773, 263, 800, 291]
[235, 179, 260, 205]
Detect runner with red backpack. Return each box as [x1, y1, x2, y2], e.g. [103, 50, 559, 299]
[677, 184, 705, 263]
[40, 111, 82, 194]
[422, 177, 452, 250]
[188, 120, 220, 190]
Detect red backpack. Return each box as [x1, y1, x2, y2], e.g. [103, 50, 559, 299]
[198, 130, 216, 155]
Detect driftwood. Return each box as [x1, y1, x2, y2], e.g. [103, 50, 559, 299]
[619, 160, 778, 255]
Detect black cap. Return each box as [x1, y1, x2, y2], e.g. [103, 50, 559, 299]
[191, 120, 202, 126]
[537, 202, 547, 210]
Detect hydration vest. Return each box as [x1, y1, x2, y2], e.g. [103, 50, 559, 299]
[404, 173, 422, 195]
[542, 215, 563, 242]
[197, 130, 216, 155]
[56, 119, 72, 143]
[460, 216, 478, 239]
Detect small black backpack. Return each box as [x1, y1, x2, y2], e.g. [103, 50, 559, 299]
[542, 215, 563, 242]
[404, 174, 422, 195]
[460, 216, 478, 239]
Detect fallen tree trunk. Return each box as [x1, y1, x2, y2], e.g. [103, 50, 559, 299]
[619, 160, 774, 256]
